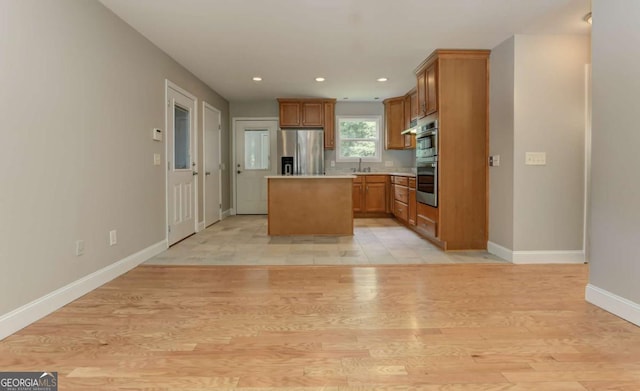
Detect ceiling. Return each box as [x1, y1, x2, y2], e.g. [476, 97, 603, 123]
[99, 0, 590, 102]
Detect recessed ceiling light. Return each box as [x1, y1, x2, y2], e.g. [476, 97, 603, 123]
[315, 77, 325, 82]
[377, 77, 388, 82]
[252, 76, 262, 81]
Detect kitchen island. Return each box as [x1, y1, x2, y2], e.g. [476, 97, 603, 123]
[266, 175, 355, 235]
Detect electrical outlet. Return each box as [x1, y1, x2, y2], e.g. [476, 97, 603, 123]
[75, 240, 84, 256]
[109, 230, 117, 246]
[330, 160, 335, 167]
[525, 152, 546, 165]
[384, 161, 394, 167]
[489, 155, 500, 167]
[153, 153, 161, 165]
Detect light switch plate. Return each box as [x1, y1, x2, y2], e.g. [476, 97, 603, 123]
[153, 153, 161, 166]
[330, 160, 335, 167]
[525, 152, 546, 165]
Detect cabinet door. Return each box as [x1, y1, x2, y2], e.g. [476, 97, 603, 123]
[279, 101, 301, 127]
[384, 98, 405, 150]
[302, 102, 323, 127]
[365, 182, 387, 212]
[408, 187, 416, 226]
[323, 101, 335, 149]
[403, 95, 411, 129]
[410, 90, 419, 120]
[426, 62, 438, 115]
[417, 71, 426, 118]
[352, 182, 364, 213]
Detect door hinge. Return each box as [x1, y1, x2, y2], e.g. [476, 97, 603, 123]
[219, 203, 222, 209]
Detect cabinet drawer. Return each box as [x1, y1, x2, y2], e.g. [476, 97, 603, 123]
[408, 177, 416, 189]
[394, 200, 408, 222]
[417, 215, 437, 237]
[394, 176, 408, 186]
[394, 185, 408, 203]
[353, 175, 363, 183]
[365, 175, 387, 183]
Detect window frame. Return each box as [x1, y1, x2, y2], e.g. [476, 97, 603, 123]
[335, 115, 383, 163]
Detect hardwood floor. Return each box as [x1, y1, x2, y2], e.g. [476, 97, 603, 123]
[1, 264, 639, 390]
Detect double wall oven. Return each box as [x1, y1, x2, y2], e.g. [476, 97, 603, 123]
[416, 120, 438, 207]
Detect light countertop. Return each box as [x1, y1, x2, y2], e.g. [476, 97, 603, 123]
[351, 172, 416, 177]
[265, 175, 356, 179]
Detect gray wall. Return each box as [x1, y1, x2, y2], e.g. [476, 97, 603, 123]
[489, 34, 589, 253]
[0, 0, 229, 316]
[230, 100, 279, 119]
[489, 37, 515, 250]
[589, 0, 640, 304]
[513, 34, 589, 251]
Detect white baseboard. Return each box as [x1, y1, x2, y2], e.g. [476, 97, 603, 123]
[197, 221, 205, 231]
[0, 240, 167, 341]
[586, 284, 640, 327]
[224, 208, 234, 218]
[487, 241, 513, 262]
[487, 242, 585, 264]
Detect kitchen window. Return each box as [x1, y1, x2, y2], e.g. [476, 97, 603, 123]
[336, 116, 382, 162]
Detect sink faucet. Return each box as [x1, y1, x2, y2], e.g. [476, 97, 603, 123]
[358, 158, 362, 173]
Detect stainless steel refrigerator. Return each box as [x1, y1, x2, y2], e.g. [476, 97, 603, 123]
[277, 129, 324, 175]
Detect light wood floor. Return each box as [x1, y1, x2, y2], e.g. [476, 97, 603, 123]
[1, 264, 639, 390]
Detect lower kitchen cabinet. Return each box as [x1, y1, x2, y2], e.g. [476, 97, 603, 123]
[353, 175, 389, 216]
[408, 177, 416, 226]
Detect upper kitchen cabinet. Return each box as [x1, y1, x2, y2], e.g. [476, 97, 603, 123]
[277, 98, 336, 149]
[410, 89, 419, 120]
[323, 100, 335, 149]
[415, 61, 438, 118]
[403, 90, 416, 149]
[383, 96, 405, 150]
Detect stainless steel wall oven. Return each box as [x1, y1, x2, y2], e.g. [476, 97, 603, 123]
[416, 120, 438, 207]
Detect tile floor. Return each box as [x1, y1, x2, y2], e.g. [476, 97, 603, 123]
[146, 215, 507, 266]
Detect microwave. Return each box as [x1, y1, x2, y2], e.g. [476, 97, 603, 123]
[416, 120, 438, 165]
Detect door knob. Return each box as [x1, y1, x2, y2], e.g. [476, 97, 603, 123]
[192, 171, 198, 176]
[237, 170, 242, 174]
[205, 171, 211, 176]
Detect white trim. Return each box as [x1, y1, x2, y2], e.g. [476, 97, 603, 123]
[487, 241, 513, 262]
[583, 64, 592, 262]
[487, 242, 585, 264]
[231, 117, 279, 213]
[197, 221, 205, 231]
[222, 209, 232, 219]
[165, 79, 199, 244]
[586, 284, 640, 327]
[335, 115, 383, 163]
[202, 101, 223, 227]
[0, 240, 167, 341]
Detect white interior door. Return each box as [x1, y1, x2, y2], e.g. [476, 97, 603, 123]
[204, 102, 221, 226]
[235, 120, 278, 214]
[167, 83, 197, 245]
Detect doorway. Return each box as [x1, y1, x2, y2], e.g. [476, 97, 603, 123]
[203, 102, 222, 227]
[166, 81, 198, 245]
[234, 119, 278, 214]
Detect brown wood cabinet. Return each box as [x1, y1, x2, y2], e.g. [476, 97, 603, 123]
[410, 90, 419, 120]
[408, 177, 416, 226]
[416, 61, 438, 118]
[383, 96, 405, 150]
[323, 100, 335, 149]
[412, 49, 490, 250]
[390, 175, 410, 224]
[353, 175, 389, 216]
[277, 98, 336, 149]
[402, 93, 415, 150]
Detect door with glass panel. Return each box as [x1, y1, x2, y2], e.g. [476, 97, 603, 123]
[235, 120, 277, 214]
[167, 84, 197, 245]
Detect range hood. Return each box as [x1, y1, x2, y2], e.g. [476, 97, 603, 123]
[401, 119, 418, 135]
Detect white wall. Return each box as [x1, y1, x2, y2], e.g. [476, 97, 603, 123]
[587, 0, 640, 321]
[0, 0, 228, 322]
[489, 34, 590, 260]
